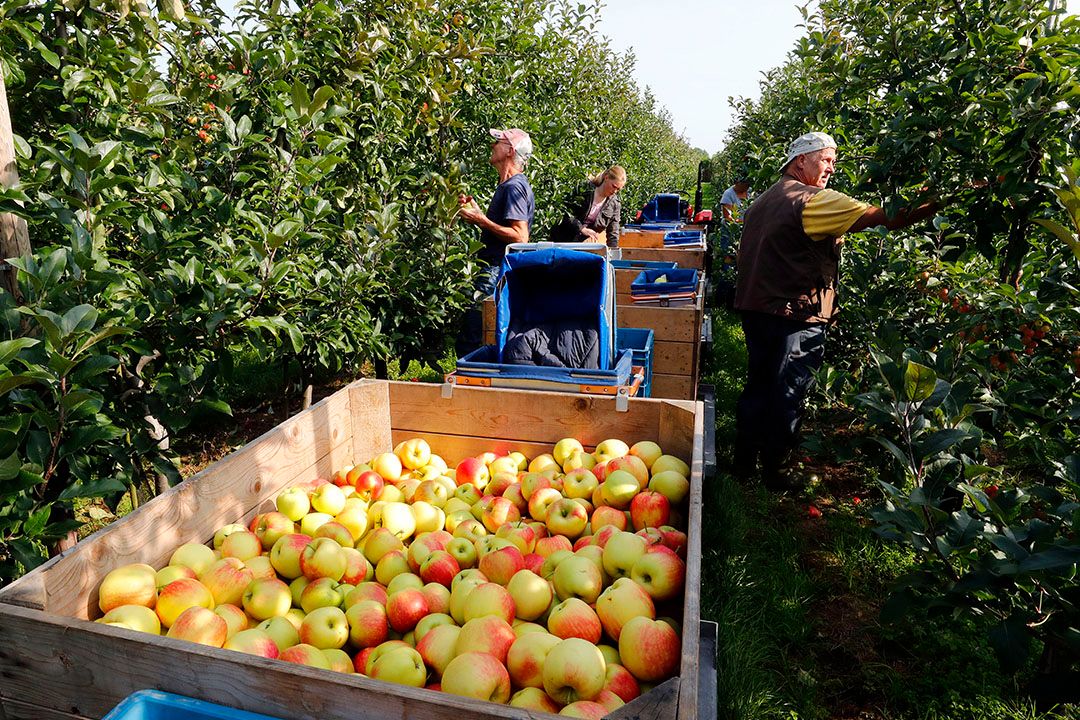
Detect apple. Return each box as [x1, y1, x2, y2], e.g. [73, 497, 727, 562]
[590, 505, 628, 532]
[552, 555, 603, 604]
[385, 574, 422, 598]
[546, 498, 589, 539]
[603, 662, 641, 702]
[627, 440, 662, 469]
[375, 549, 411, 586]
[300, 536, 348, 581]
[199, 557, 254, 607]
[455, 615, 516, 663]
[299, 606, 349, 649]
[332, 505, 369, 541]
[540, 549, 573, 581]
[253, 512, 296, 551]
[362, 527, 405, 566]
[507, 451, 528, 470]
[561, 701, 608, 719]
[155, 564, 197, 591]
[169, 543, 217, 577]
[345, 582, 389, 610]
[527, 487, 562, 522]
[478, 544, 526, 586]
[217, 530, 260, 562]
[410, 501, 445, 534]
[559, 468, 596, 501]
[658, 525, 688, 557]
[629, 490, 671, 530]
[98, 563, 158, 613]
[323, 648, 354, 673]
[543, 637, 607, 704]
[602, 531, 648, 580]
[528, 453, 559, 474]
[618, 616, 680, 682]
[596, 577, 655, 640]
[505, 630, 561, 689]
[415, 622, 461, 677]
[594, 438, 629, 463]
[553, 438, 585, 467]
[212, 523, 249, 550]
[264, 533, 309, 580]
[299, 577, 346, 612]
[256, 615, 300, 652]
[631, 551, 685, 602]
[419, 550, 460, 588]
[156, 578, 215, 628]
[510, 687, 562, 713]
[481, 496, 521, 534]
[446, 537, 478, 569]
[441, 651, 511, 703]
[535, 535, 574, 559]
[589, 525, 620, 550]
[506, 569, 553, 621]
[98, 604, 161, 635]
[223, 628, 279, 658]
[462, 582, 516, 624]
[386, 588, 429, 633]
[600, 470, 640, 510]
[547, 597, 602, 643]
[489, 455, 520, 477]
[371, 452, 403, 482]
[351, 470, 385, 503]
[414, 612, 454, 643]
[239, 576, 290, 621]
[502, 483, 529, 513]
[279, 643, 332, 669]
[395, 437, 431, 470]
[648, 470, 690, 505]
[452, 484, 482, 507]
[652, 454, 690, 477]
[413, 480, 449, 508]
[477, 476, 507, 502]
[377, 501, 417, 541]
[564, 449, 597, 473]
[455, 457, 489, 489]
[345, 599, 389, 648]
[309, 483, 347, 516]
[448, 574, 489, 625]
[338, 547, 372, 585]
[369, 645, 427, 687]
[311, 521, 352, 549]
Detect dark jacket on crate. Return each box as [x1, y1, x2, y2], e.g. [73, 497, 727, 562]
[551, 183, 621, 246]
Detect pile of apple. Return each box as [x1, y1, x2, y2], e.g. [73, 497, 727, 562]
[95, 437, 691, 719]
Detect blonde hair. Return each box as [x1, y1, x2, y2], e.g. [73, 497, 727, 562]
[589, 165, 627, 187]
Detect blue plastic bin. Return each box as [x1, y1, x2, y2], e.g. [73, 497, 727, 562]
[616, 328, 654, 398]
[663, 229, 704, 246]
[631, 268, 699, 296]
[610, 259, 679, 272]
[456, 345, 634, 392]
[105, 690, 285, 720]
[638, 193, 687, 224]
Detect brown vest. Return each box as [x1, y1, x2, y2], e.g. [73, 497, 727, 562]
[734, 177, 841, 323]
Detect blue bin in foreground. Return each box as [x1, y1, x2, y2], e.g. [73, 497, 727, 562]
[105, 690, 285, 720]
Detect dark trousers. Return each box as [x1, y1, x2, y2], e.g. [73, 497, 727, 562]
[455, 264, 499, 359]
[735, 311, 826, 475]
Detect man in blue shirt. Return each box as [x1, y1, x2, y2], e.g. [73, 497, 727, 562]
[457, 128, 536, 357]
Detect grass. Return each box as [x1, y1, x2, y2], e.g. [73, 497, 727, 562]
[698, 306, 1076, 720]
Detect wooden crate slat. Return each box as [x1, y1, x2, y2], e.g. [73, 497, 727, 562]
[618, 305, 700, 343]
[0, 390, 353, 619]
[652, 340, 695, 376]
[0, 604, 560, 720]
[0, 696, 92, 720]
[675, 402, 705, 720]
[388, 382, 663, 447]
[616, 247, 706, 270]
[608, 677, 679, 720]
[349, 380, 393, 463]
[651, 374, 696, 400]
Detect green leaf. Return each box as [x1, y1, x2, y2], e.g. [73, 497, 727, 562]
[988, 615, 1031, 674]
[904, 362, 937, 402]
[916, 429, 970, 458]
[291, 79, 311, 115]
[0, 338, 38, 365]
[1033, 219, 1080, 260]
[9, 539, 46, 573]
[23, 506, 51, 537]
[57, 477, 128, 500]
[197, 398, 233, 417]
[0, 453, 20, 481]
[60, 305, 98, 336]
[1017, 546, 1080, 572]
[0, 374, 38, 396]
[309, 86, 335, 117]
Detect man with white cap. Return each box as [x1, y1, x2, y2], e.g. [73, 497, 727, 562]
[734, 131, 937, 488]
[456, 128, 536, 356]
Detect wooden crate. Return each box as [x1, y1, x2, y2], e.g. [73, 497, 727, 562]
[0, 380, 704, 720]
[617, 229, 667, 249]
[616, 245, 707, 271]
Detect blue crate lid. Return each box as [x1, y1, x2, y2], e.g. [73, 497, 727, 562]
[105, 690, 285, 720]
[610, 259, 679, 271]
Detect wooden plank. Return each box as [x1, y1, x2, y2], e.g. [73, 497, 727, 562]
[697, 620, 719, 720]
[349, 380, 392, 464]
[0, 389, 354, 619]
[616, 247, 706, 270]
[652, 340, 694, 376]
[388, 382, 664, 448]
[651, 374, 696, 401]
[618, 304, 699, 343]
[608, 677, 679, 720]
[617, 230, 666, 249]
[0, 697, 91, 720]
[0, 604, 557, 720]
[482, 294, 496, 346]
[674, 402, 705, 720]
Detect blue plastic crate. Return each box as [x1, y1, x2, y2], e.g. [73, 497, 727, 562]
[610, 259, 679, 272]
[105, 690, 285, 720]
[617, 328, 654, 398]
[630, 268, 699, 296]
[663, 229, 704, 246]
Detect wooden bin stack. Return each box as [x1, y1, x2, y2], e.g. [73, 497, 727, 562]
[0, 380, 705, 720]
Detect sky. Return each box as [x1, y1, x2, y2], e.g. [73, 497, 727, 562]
[596, 0, 1080, 155]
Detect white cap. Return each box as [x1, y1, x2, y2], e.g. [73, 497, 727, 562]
[782, 131, 837, 170]
[490, 128, 533, 165]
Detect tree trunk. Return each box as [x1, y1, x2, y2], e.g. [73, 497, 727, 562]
[0, 60, 31, 301]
